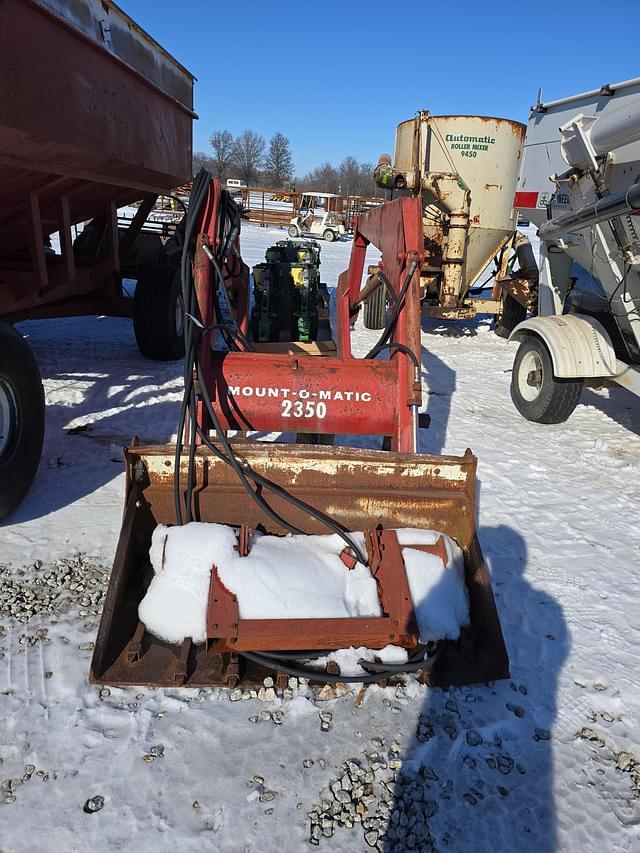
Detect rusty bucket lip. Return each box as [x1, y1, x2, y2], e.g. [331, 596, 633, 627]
[124, 441, 478, 469]
[124, 442, 479, 544]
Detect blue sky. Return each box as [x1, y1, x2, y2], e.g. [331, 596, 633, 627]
[127, 0, 639, 175]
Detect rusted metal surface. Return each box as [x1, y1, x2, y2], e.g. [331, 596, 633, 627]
[424, 304, 478, 321]
[205, 528, 418, 652]
[1, 0, 193, 195]
[494, 276, 536, 309]
[35, 0, 194, 110]
[127, 443, 479, 544]
[207, 566, 239, 640]
[0, 0, 193, 320]
[404, 535, 448, 565]
[90, 443, 510, 688]
[0, 193, 135, 318]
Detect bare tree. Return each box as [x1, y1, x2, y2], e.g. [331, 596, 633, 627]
[209, 130, 235, 179]
[231, 130, 265, 186]
[300, 162, 339, 193]
[357, 162, 378, 197]
[263, 132, 294, 187]
[338, 156, 362, 196]
[192, 151, 215, 175]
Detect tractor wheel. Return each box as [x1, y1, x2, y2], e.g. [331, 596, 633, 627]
[288, 225, 299, 238]
[250, 311, 260, 343]
[510, 335, 583, 423]
[494, 293, 526, 338]
[133, 265, 185, 361]
[363, 284, 386, 330]
[323, 229, 336, 242]
[0, 323, 45, 520]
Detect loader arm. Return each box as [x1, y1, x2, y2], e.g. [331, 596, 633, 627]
[90, 173, 510, 691]
[194, 185, 425, 454]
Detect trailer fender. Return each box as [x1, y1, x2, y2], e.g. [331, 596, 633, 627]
[509, 314, 618, 378]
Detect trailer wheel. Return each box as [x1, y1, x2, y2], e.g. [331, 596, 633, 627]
[323, 229, 336, 242]
[288, 225, 299, 238]
[0, 324, 45, 520]
[133, 265, 185, 361]
[494, 293, 526, 338]
[363, 283, 386, 330]
[511, 336, 583, 423]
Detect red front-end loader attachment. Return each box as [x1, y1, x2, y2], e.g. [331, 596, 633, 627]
[90, 173, 508, 689]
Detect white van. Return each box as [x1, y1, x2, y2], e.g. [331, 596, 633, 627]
[226, 178, 247, 190]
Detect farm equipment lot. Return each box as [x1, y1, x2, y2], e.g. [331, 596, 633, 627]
[1, 225, 639, 852]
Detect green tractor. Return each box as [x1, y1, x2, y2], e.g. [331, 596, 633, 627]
[251, 240, 328, 343]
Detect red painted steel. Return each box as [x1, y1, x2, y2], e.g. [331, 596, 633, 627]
[192, 182, 424, 450]
[514, 191, 539, 209]
[208, 351, 401, 435]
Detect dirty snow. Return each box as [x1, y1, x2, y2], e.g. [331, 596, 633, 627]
[0, 223, 639, 852]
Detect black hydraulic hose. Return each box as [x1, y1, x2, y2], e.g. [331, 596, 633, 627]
[248, 649, 332, 661]
[194, 411, 369, 566]
[166, 193, 188, 215]
[239, 645, 440, 684]
[183, 388, 198, 523]
[174, 169, 213, 524]
[195, 414, 313, 539]
[378, 270, 398, 306]
[173, 390, 190, 525]
[189, 306, 367, 561]
[176, 171, 303, 533]
[369, 342, 421, 378]
[175, 169, 369, 565]
[365, 260, 419, 360]
[360, 269, 397, 307]
[258, 644, 432, 673]
[207, 249, 255, 352]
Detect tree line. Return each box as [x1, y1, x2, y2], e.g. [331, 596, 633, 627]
[193, 130, 383, 198]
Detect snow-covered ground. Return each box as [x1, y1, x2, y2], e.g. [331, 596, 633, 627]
[1, 223, 639, 852]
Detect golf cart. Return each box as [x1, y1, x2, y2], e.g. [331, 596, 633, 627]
[288, 192, 346, 242]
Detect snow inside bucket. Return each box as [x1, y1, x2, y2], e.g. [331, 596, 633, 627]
[138, 523, 469, 646]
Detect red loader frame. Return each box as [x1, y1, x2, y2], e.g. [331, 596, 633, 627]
[192, 178, 424, 453]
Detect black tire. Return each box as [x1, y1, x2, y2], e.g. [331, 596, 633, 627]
[296, 432, 334, 446]
[0, 324, 45, 520]
[495, 293, 527, 338]
[288, 225, 299, 238]
[323, 229, 336, 242]
[510, 336, 583, 423]
[363, 284, 386, 330]
[133, 265, 185, 360]
[250, 311, 260, 343]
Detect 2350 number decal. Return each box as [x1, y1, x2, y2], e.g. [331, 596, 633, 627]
[281, 400, 327, 419]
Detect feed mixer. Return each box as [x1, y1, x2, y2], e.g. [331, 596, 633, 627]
[91, 172, 508, 689]
[373, 111, 538, 334]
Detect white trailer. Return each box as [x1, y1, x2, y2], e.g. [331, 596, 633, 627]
[511, 78, 640, 422]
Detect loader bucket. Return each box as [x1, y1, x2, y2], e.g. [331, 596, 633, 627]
[90, 442, 508, 689]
